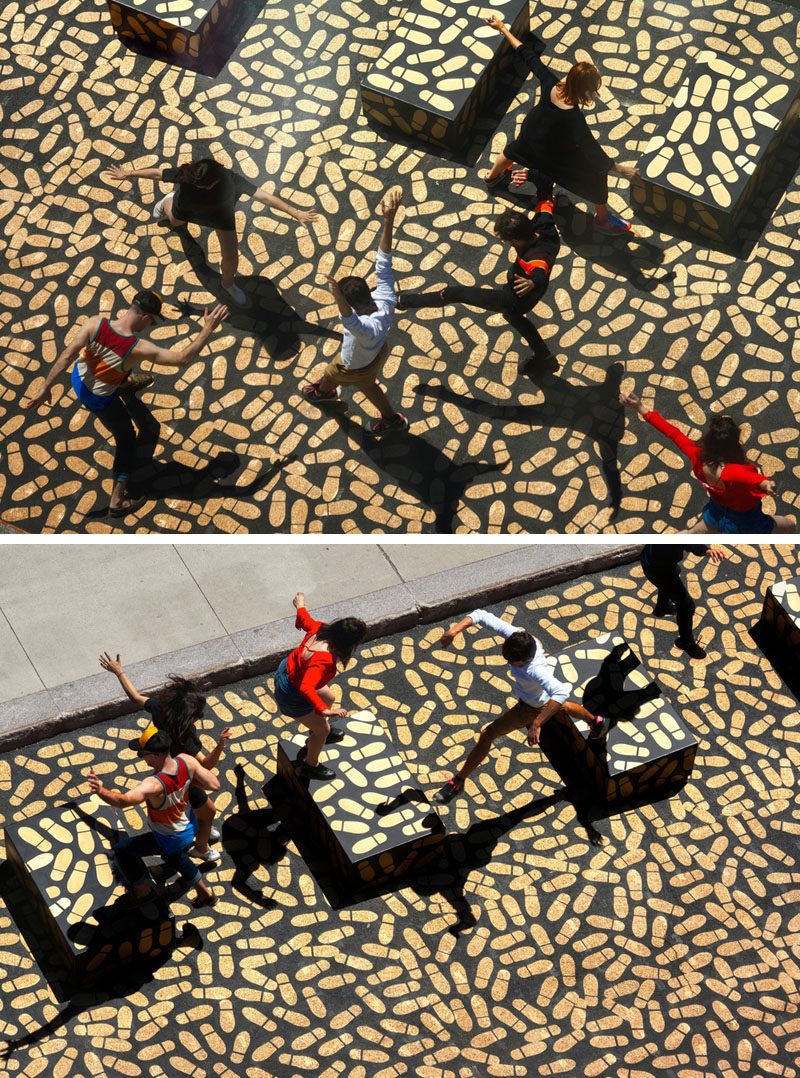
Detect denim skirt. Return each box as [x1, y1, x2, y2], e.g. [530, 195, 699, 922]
[273, 657, 314, 717]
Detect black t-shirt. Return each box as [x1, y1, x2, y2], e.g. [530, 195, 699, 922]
[642, 545, 710, 572]
[144, 698, 203, 758]
[162, 166, 258, 230]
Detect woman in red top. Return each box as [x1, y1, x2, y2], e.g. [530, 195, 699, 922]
[621, 392, 794, 533]
[272, 593, 367, 779]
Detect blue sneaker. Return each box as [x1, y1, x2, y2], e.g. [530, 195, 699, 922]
[594, 212, 632, 233]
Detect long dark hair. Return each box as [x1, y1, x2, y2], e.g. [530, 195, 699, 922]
[156, 675, 206, 747]
[174, 158, 226, 187]
[700, 416, 747, 469]
[316, 617, 367, 668]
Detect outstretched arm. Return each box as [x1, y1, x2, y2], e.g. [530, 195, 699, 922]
[99, 652, 149, 707]
[379, 188, 402, 255]
[88, 771, 158, 808]
[23, 318, 96, 411]
[104, 164, 166, 182]
[132, 305, 228, 369]
[252, 185, 319, 225]
[439, 616, 474, 648]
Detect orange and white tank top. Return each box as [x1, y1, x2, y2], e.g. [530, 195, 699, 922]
[75, 318, 138, 399]
[147, 756, 193, 839]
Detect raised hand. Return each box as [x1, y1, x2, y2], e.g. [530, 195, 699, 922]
[293, 592, 305, 609]
[99, 651, 124, 676]
[381, 188, 402, 218]
[203, 304, 228, 332]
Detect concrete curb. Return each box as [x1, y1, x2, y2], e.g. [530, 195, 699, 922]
[1, 544, 642, 753]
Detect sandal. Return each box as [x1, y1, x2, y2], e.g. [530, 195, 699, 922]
[109, 495, 148, 518]
[191, 891, 218, 909]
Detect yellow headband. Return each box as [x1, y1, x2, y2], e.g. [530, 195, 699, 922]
[138, 723, 160, 750]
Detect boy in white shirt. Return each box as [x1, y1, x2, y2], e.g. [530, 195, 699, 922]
[301, 188, 407, 436]
[433, 608, 608, 803]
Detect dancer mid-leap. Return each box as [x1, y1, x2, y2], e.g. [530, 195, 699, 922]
[273, 593, 366, 780]
[621, 392, 795, 533]
[302, 188, 407, 436]
[23, 293, 227, 516]
[398, 191, 559, 363]
[105, 156, 319, 305]
[88, 727, 219, 911]
[431, 608, 606, 804]
[99, 652, 230, 863]
[482, 15, 639, 233]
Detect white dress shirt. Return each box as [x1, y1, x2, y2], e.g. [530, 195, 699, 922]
[469, 609, 571, 707]
[339, 247, 397, 370]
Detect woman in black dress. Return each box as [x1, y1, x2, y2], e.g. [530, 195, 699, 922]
[105, 157, 319, 305]
[483, 15, 639, 233]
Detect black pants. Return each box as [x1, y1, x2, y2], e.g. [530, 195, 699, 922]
[93, 396, 138, 482]
[641, 558, 695, 642]
[402, 282, 550, 357]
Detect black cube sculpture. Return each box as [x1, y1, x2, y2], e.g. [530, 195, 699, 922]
[107, 0, 240, 72]
[361, 0, 530, 150]
[277, 711, 445, 890]
[754, 576, 800, 696]
[4, 799, 175, 986]
[632, 51, 800, 244]
[538, 634, 698, 803]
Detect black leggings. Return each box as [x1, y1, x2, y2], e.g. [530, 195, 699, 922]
[93, 396, 137, 482]
[642, 560, 695, 642]
[402, 282, 550, 357]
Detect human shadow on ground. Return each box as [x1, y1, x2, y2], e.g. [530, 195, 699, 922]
[414, 360, 625, 517]
[0, 861, 203, 1050]
[83, 396, 295, 521]
[498, 181, 674, 293]
[317, 405, 512, 532]
[580, 641, 662, 730]
[219, 764, 291, 910]
[170, 229, 341, 362]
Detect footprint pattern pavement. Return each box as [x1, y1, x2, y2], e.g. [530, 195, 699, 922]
[0, 547, 799, 1073]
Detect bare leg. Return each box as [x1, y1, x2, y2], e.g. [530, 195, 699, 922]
[485, 152, 513, 184]
[317, 373, 339, 395]
[294, 709, 331, 767]
[192, 798, 217, 855]
[594, 202, 608, 224]
[358, 379, 397, 421]
[216, 229, 240, 289]
[193, 876, 214, 902]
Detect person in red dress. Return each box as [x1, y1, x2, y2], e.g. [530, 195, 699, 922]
[272, 593, 367, 780]
[620, 392, 795, 533]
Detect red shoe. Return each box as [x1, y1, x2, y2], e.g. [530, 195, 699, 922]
[301, 381, 342, 404]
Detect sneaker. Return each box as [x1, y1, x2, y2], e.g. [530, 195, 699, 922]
[223, 282, 247, 305]
[119, 371, 154, 396]
[325, 726, 346, 743]
[594, 212, 632, 233]
[432, 778, 463, 804]
[191, 846, 221, 864]
[370, 413, 408, 436]
[297, 760, 335, 780]
[676, 637, 706, 660]
[587, 714, 611, 740]
[153, 196, 170, 221]
[301, 381, 342, 404]
[209, 827, 221, 842]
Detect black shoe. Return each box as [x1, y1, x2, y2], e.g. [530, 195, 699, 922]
[654, 600, 676, 615]
[432, 778, 463, 804]
[675, 638, 706, 660]
[298, 761, 335, 780]
[326, 726, 345, 743]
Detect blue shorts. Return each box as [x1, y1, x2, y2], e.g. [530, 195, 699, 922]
[273, 657, 314, 717]
[71, 364, 117, 412]
[702, 499, 775, 534]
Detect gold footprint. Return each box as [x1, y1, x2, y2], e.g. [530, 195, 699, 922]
[666, 171, 704, 197]
[711, 150, 738, 183]
[706, 175, 732, 208]
[693, 111, 713, 145]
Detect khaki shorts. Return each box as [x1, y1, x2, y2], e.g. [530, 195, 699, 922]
[485, 699, 543, 739]
[323, 342, 388, 388]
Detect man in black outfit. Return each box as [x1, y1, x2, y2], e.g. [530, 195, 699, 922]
[397, 189, 560, 363]
[640, 545, 727, 659]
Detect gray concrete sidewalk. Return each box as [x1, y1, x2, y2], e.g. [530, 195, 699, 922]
[0, 542, 639, 750]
